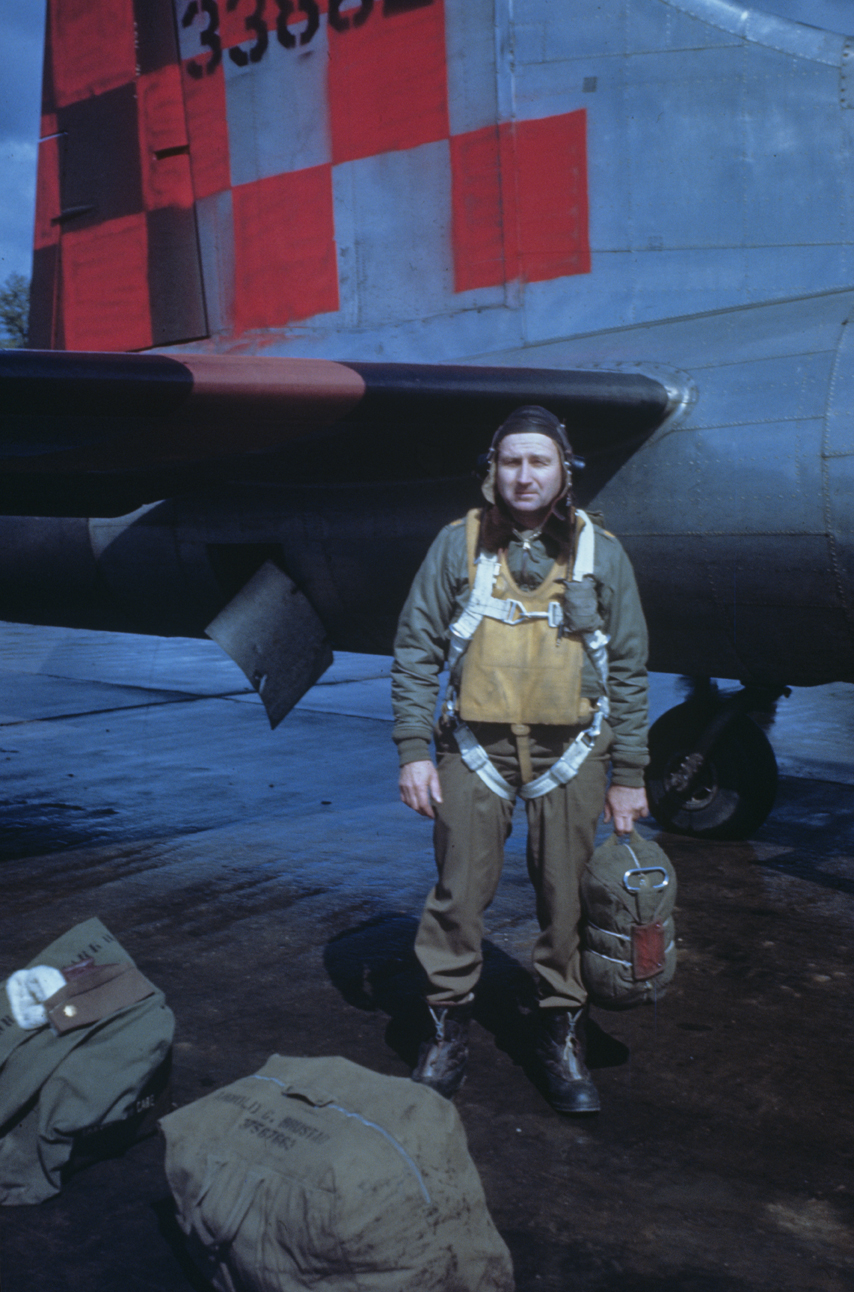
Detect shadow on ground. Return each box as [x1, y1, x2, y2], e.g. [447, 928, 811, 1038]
[323, 912, 630, 1076]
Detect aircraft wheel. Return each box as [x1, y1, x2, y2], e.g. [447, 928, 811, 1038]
[645, 702, 778, 840]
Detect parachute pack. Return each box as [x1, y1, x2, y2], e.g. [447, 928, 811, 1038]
[581, 831, 677, 1009]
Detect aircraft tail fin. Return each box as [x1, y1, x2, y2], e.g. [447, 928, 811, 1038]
[30, 0, 209, 352]
[30, 0, 595, 356]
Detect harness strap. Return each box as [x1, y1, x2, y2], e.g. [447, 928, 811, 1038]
[573, 507, 595, 580]
[445, 510, 610, 800]
[449, 509, 596, 651]
[446, 551, 500, 671]
[511, 723, 534, 784]
[447, 552, 566, 670]
[517, 706, 605, 799]
[451, 722, 516, 802]
[451, 707, 606, 801]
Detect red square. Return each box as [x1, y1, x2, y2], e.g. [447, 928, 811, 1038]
[182, 63, 232, 200]
[61, 215, 152, 352]
[49, 0, 137, 108]
[232, 167, 339, 332]
[450, 111, 590, 292]
[139, 67, 195, 211]
[509, 112, 590, 283]
[328, 0, 448, 164]
[450, 126, 508, 292]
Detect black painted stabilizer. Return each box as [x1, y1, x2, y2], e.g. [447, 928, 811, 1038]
[0, 352, 673, 472]
[347, 361, 671, 449]
[0, 350, 193, 420]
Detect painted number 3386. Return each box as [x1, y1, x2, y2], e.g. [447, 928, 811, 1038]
[180, 0, 433, 79]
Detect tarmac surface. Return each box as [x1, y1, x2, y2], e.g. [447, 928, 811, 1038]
[0, 621, 852, 1292]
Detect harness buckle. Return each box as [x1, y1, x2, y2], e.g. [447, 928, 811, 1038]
[581, 724, 599, 747]
[501, 599, 528, 625]
[547, 601, 564, 629]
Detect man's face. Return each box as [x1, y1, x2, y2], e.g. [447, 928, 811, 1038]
[495, 432, 564, 525]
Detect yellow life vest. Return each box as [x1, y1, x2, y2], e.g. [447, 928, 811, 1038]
[457, 509, 591, 727]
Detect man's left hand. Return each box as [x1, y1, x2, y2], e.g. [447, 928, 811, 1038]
[603, 784, 650, 835]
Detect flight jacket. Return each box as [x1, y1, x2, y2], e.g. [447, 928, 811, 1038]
[391, 511, 650, 789]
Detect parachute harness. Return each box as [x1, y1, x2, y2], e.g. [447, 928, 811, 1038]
[443, 510, 609, 801]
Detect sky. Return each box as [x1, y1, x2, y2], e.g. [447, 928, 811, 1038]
[0, 0, 46, 285]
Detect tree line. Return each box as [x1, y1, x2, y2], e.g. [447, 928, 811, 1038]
[0, 273, 30, 348]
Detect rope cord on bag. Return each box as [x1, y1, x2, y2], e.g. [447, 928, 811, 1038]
[248, 1075, 431, 1204]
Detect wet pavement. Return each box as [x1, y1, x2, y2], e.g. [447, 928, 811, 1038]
[0, 622, 851, 1292]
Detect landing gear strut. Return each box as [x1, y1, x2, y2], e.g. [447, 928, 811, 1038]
[645, 681, 786, 840]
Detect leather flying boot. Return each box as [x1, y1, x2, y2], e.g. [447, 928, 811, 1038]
[534, 1007, 601, 1114]
[411, 1002, 470, 1098]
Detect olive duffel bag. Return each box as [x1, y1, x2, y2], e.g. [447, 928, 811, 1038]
[0, 917, 174, 1205]
[160, 1053, 515, 1292]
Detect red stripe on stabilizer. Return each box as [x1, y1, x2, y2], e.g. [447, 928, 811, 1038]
[509, 111, 590, 283]
[139, 66, 195, 211]
[451, 111, 590, 292]
[450, 126, 507, 292]
[328, 0, 448, 164]
[182, 63, 231, 199]
[34, 136, 62, 251]
[232, 167, 339, 334]
[61, 215, 153, 352]
[49, 0, 137, 108]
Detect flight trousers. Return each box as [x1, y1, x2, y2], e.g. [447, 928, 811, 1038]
[414, 719, 612, 1010]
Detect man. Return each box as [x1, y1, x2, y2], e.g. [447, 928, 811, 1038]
[391, 406, 649, 1113]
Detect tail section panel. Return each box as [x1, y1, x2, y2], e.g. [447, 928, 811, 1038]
[32, 0, 598, 352]
[30, 0, 209, 350]
[232, 166, 339, 334]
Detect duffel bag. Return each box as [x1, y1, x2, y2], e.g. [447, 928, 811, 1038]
[0, 917, 174, 1205]
[161, 1053, 515, 1292]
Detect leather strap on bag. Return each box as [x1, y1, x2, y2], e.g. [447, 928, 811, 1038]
[44, 963, 156, 1034]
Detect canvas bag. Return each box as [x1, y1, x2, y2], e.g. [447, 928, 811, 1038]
[0, 917, 174, 1205]
[581, 831, 677, 1008]
[161, 1054, 515, 1292]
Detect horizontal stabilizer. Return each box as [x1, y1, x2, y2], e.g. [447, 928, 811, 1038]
[0, 350, 673, 460]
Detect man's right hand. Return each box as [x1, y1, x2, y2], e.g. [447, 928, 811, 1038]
[399, 760, 443, 818]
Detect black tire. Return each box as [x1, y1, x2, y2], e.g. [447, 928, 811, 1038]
[645, 702, 778, 840]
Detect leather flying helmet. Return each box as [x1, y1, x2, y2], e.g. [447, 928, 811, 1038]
[479, 405, 580, 505]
